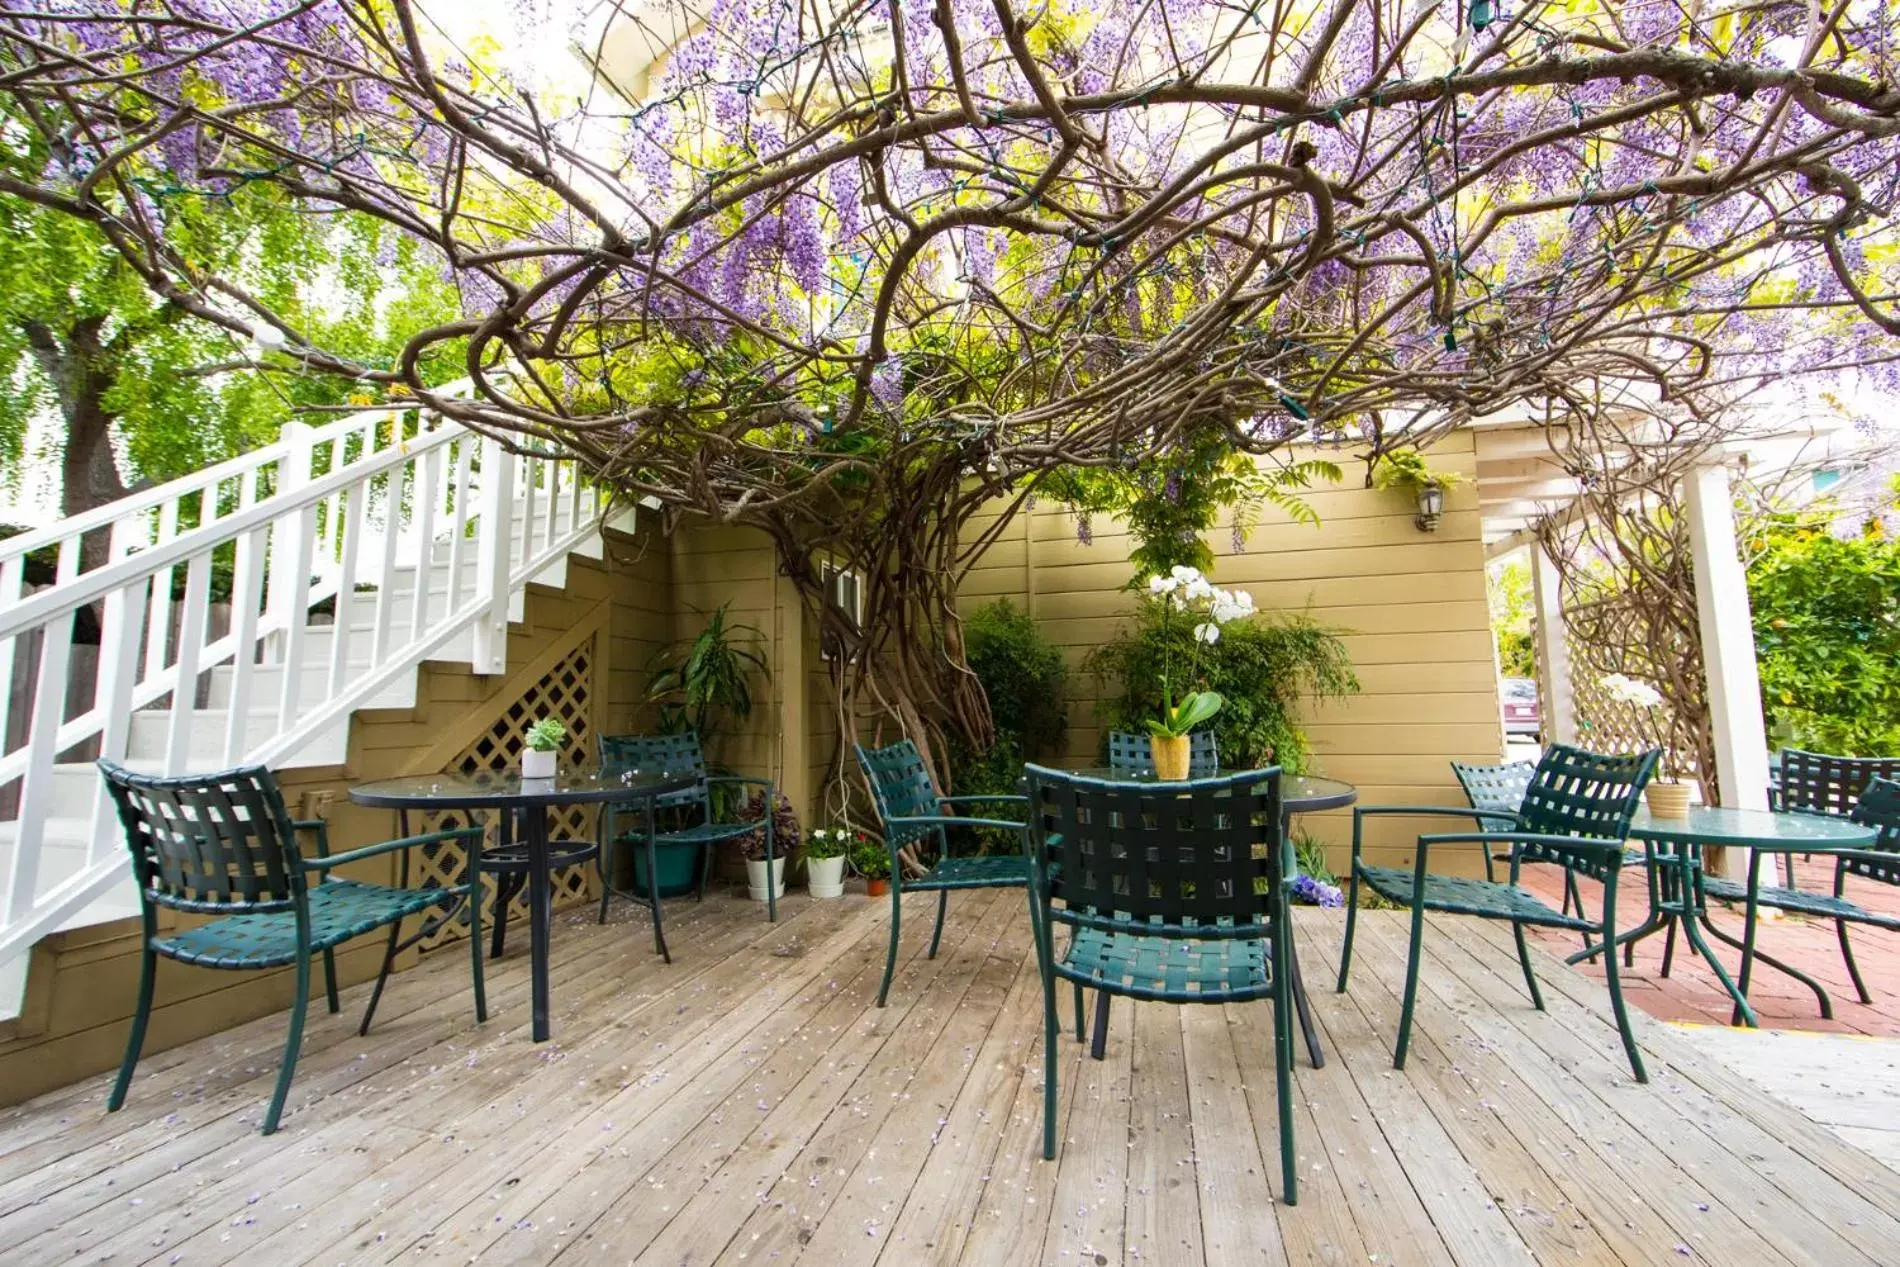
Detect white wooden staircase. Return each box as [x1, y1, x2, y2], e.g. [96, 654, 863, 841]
[0, 394, 627, 1018]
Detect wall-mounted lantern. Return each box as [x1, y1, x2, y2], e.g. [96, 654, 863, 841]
[1415, 482, 1445, 532]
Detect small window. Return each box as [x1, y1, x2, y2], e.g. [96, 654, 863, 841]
[821, 562, 862, 661]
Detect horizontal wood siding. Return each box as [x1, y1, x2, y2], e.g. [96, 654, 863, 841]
[959, 436, 1502, 869]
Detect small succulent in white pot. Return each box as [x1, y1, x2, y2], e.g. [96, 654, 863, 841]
[522, 718, 565, 779]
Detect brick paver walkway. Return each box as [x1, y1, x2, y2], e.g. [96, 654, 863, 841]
[1521, 853, 1900, 1036]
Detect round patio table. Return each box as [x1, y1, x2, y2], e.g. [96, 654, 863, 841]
[1055, 767, 1357, 1069]
[350, 768, 696, 1042]
[1571, 805, 1877, 1028]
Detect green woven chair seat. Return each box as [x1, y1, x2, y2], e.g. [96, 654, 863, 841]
[1697, 875, 1900, 927]
[1357, 864, 1595, 931]
[154, 880, 449, 970]
[1056, 926, 1274, 1003]
[907, 853, 1029, 890]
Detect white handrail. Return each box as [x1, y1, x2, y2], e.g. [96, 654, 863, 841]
[0, 387, 611, 984]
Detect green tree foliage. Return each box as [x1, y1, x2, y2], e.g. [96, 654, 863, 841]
[0, 135, 462, 521]
[947, 600, 1067, 802]
[1487, 559, 1536, 678]
[1086, 599, 1358, 772]
[1747, 507, 1900, 756]
[1040, 428, 1339, 581]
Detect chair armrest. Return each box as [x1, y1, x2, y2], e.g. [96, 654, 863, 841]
[292, 818, 331, 857]
[886, 814, 1027, 836]
[707, 775, 775, 789]
[1418, 831, 1627, 863]
[304, 826, 485, 872]
[1354, 805, 1499, 822]
[939, 793, 1029, 808]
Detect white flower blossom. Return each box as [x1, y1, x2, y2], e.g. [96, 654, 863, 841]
[1195, 622, 1221, 644]
[1150, 574, 1177, 594]
[1170, 565, 1200, 583]
[1600, 673, 1663, 709]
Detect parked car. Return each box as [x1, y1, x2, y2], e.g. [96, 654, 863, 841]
[1500, 677, 1542, 738]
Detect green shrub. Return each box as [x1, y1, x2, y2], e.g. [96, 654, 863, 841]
[1748, 512, 1900, 755]
[1086, 599, 1358, 773]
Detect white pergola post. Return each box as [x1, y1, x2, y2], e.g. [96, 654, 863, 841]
[1683, 462, 1777, 883]
[1530, 545, 1578, 746]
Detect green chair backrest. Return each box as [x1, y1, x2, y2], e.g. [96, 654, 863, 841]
[1777, 748, 1900, 819]
[97, 758, 305, 914]
[599, 732, 711, 813]
[854, 739, 945, 846]
[1847, 778, 1900, 885]
[1450, 759, 1536, 833]
[1023, 764, 1284, 937]
[1107, 730, 1220, 778]
[1512, 743, 1660, 877]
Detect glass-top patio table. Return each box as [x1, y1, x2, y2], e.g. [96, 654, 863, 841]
[1054, 767, 1356, 1068]
[350, 768, 697, 1042]
[1569, 805, 1878, 1027]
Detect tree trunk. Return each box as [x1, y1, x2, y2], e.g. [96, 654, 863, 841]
[22, 315, 129, 573]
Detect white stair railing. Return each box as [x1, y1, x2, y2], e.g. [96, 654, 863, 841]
[0, 391, 610, 977]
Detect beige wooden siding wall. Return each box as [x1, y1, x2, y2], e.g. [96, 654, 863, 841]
[0, 527, 674, 1107]
[960, 434, 1504, 868]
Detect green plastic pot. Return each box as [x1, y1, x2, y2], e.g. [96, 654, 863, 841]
[623, 836, 703, 899]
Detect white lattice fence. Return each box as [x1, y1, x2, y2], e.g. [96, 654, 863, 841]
[409, 639, 600, 952]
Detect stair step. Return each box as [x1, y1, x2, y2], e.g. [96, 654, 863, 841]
[125, 709, 350, 768]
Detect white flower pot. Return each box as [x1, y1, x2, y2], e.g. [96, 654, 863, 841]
[805, 854, 846, 898]
[521, 748, 557, 779]
[747, 857, 786, 902]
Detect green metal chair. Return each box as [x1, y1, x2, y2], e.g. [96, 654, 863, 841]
[1753, 747, 1900, 893]
[853, 738, 1028, 1006]
[598, 732, 776, 960]
[1730, 775, 1900, 1010]
[1451, 758, 1587, 923]
[1107, 729, 1219, 778]
[1022, 764, 1298, 1204]
[1338, 743, 1660, 1082]
[98, 758, 487, 1135]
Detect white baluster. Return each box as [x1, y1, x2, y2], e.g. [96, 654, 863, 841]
[6, 591, 75, 924]
[223, 471, 269, 765]
[409, 442, 443, 644]
[543, 459, 560, 556]
[90, 518, 143, 864]
[0, 554, 21, 757]
[141, 499, 178, 683]
[161, 488, 217, 773]
[326, 473, 367, 702]
[470, 436, 515, 675]
[264, 421, 316, 662]
[446, 435, 473, 615]
[520, 454, 540, 568]
[370, 455, 407, 665]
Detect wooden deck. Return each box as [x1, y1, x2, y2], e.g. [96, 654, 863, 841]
[4, 889, 1900, 1266]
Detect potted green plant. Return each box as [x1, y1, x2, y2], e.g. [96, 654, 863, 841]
[803, 827, 851, 898]
[849, 832, 892, 897]
[522, 718, 565, 779]
[737, 789, 799, 902]
[1143, 566, 1255, 779]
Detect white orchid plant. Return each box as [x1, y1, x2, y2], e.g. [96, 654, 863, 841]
[1600, 673, 1677, 779]
[1145, 565, 1257, 739]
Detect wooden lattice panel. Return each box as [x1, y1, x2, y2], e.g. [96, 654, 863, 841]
[411, 639, 599, 952]
[1561, 614, 1703, 788]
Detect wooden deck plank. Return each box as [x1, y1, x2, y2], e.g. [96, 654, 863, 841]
[1040, 994, 1134, 1265]
[296, 894, 883, 1266]
[615, 892, 1010, 1267]
[1344, 908, 1795, 1267]
[1429, 915, 1890, 1266]
[1121, 1004, 1206, 1266]
[0, 902, 1892, 1266]
[788, 894, 1037, 1264]
[0, 897, 739, 1259]
[1179, 1003, 1289, 1264]
[117, 898, 850, 1267]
